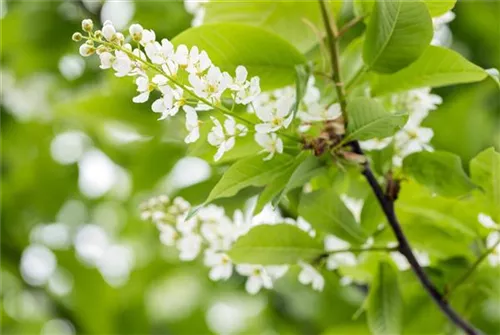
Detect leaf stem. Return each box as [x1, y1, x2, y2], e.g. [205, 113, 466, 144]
[317, 3, 481, 334]
[337, 15, 366, 39]
[444, 237, 500, 299]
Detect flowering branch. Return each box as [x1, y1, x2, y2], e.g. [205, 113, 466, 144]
[317, 2, 480, 334]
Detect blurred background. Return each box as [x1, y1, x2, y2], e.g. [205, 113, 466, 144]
[1, 1, 499, 334]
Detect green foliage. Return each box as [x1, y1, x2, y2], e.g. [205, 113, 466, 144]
[363, 0, 433, 73]
[403, 151, 477, 197]
[345, 97, 406, 142]
[254, 154, 324, 214]
[206, 154, 297, 203]
[228, 224, 324, 264]
[372, 46, 487, 95]
[172, 23, 305, 90]
[423, 0, 457, 16]
[203, 0, 342, 53]
[470, 148, 500, 216]
[299, 187, 366, 243]
[366, 261, 403, 335]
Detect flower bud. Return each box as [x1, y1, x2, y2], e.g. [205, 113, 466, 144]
[72, 32, 83, 42]
[102, 23, 116, 41]
[129, 24, 144, 42]
[94, 30, 103, 39]
[96, 45, 109, 55]
[79, 43, 95, 57]
[81, 19, 93, 32]
[115, 32, 125, 44]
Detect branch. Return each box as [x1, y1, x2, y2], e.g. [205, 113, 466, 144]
[350, 143, 481, 335]
[317, 2, 481, 334]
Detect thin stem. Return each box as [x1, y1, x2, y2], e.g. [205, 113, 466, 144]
[318, 0, 348, 122]
[317, 3, 481, 334]
[337, 15, 366, 39]
[445, 237, 500, 299]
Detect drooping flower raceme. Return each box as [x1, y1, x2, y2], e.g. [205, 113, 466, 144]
[140, 195, 364, 295]
[73, 19, 260, 161]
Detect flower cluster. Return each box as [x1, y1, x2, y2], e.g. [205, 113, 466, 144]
[73, 19, 260, 162]
[361, 87, 442, 166]
[140, 195, 288, 292]
[140, 195, 366, 293]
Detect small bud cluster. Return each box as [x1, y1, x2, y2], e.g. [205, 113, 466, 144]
[360, 87, 443, 166]
[140, 195, 362, 294]
[73, 19, 262, 162]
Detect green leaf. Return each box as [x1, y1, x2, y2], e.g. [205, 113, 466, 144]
[299, 187, 366, 243]
[228, 224, 324, 264]
[403, 151, 477, 197]
[253, 154, 308, 214]
[360, 193, 385, 236]
[372, 46, 487, 95]
[345, 98, 406, 142]
[291, 63, 313, 120]
[203, 1, 342, 53]
[363, 0, 433, 73]
[366, 261, 403, 335]
[423, 0, 457, 16]
[172, 23, 305, 90]
[470, 147, 500, 212]
[353, 0, 375, 17]
[206, 154, 295, 203]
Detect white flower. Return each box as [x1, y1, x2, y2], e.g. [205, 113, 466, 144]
[394, 126, 434, 165]
[299, 103, 341, 122]
[132, 76, 151, 103]
[145, 39, 174, 65]
[486, 231, 500, 266]
[162, 59, 179, 78]
[187, 49, 212, 75]
[208, 116, 247, 161]
[102, 21, 116, 41]
[157, 223, 179, 246]
[255, 99, 293, 133]
[188, 66, 229, 103]
[360, 137, 393, 151]
[236, 264, 288, 294]
[184, 105, 200, 143]
[478, 213, 499, 229]
[235, 76, 261, 105]
[177, 233, 202, 261]
[204, 250, 233, 281]
[298, 261, 324, 291]
[112, 51, 132, 77]
[99, 52, 115, 69]
[254, 133, 283, 160]
[140, 29, 156, 46]
[151, 83, 184, 119]
[79, 44, 95, 57]
[229, 66, 249, 91]
[129, 23, 143, 41]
